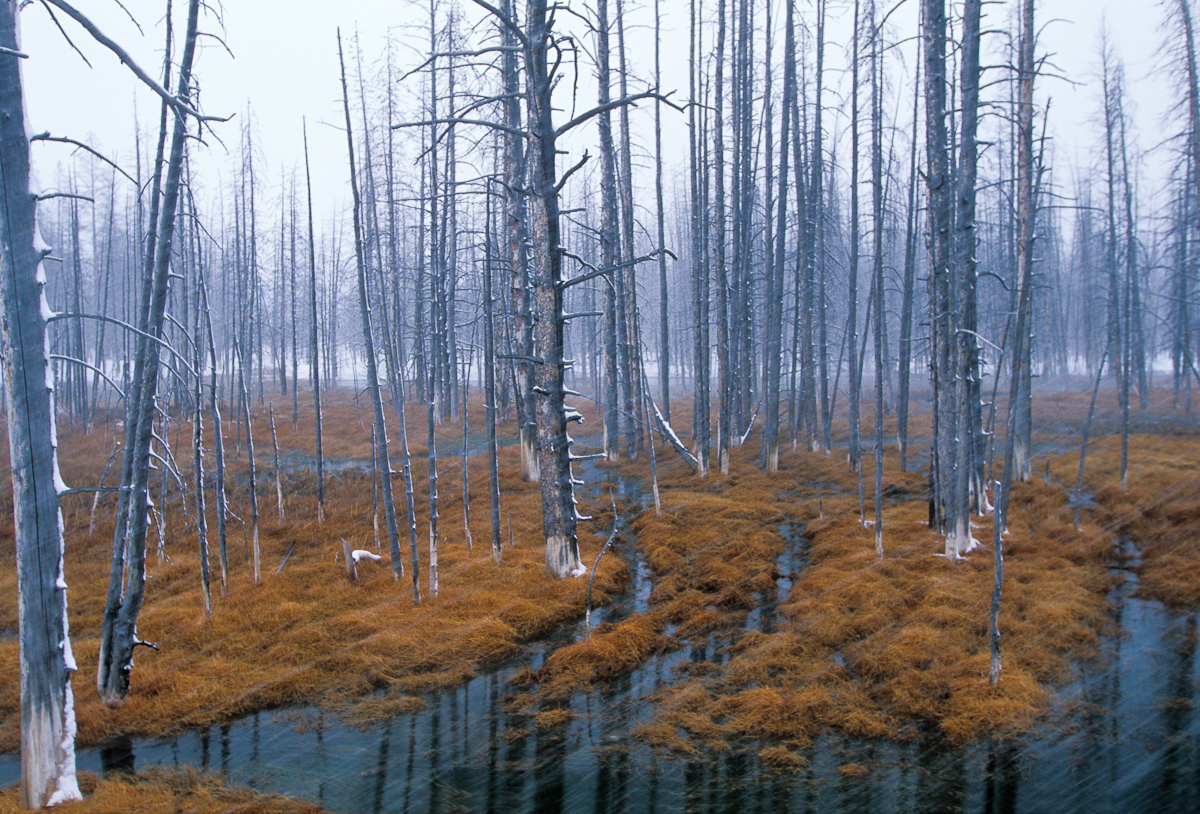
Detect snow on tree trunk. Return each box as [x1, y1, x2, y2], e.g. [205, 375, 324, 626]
[0, 3, 82, 805]
[503, 0, 585, 579]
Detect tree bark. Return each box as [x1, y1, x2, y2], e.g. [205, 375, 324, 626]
[526, 0, 584, 577]
[0, 4, 82, 803]
[97, 0, 201, 707]
[303, 123, 326, 523]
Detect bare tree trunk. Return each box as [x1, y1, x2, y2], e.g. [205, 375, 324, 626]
[97, 0, 201, 707]
[1012, 0, 1036, 485]
[869, 0, 885, 557]
[1119, 96, 1139, 482]
[0, 3, 82, 802]
[763, 0, 795, 474]
[922, 0, 957, 543]
[501, 0, 537, 482]
[484, 181, 503, 563]
[356, 42, 403, 416]
[897, 55, 920, 472]
[199, 274, 229, 597]
[461, 356, 472, 553]
[848, 0, 863, 478]
[653, 0, 670, 423]
[303, 122, 326, 523]
[813, 0, 831, 453]
[338, 31, 408, 594]
[689, 0, 710, 477]
[235, 336, 260, 583]
[523, 0, 585, 577]
[714, 0, 732, 474]
[616, 0, 642, 456]
[191, 207, 211, 616]
[290, 177, 299, 427]
[597, 0, 621, 463]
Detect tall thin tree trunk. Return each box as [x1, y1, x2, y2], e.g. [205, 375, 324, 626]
[653, 0, 670, 423]
[303, 123, 326, 523]
[869, 0, 885, 557]
[897, 55, 920, 472]
[689, 0, 710, 477]
[1012, 0, 1036, 485]
[235, 337, 259, 583]
[848, 0, 863, 478]
[338, 31, 408, 595]
[0, 2, 82, 801]
[715, 0, 732, 474]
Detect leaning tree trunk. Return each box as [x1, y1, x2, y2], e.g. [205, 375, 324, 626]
[0, 3, 82, 804]
[97, 0, 202, 707]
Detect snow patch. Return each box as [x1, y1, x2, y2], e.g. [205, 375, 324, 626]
[62, 635, 76, 673]
[52, 463, 69, 495]
[45, 683, 81, 806]
[39, 289, 58, 321]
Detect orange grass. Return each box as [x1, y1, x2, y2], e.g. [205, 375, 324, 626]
[0, 768, 330, 813]
[0, 390, 623, 751]
[599, 391, 1125, 751]
[1037, 390, 1200, 609]
[531, 613, 674, 700]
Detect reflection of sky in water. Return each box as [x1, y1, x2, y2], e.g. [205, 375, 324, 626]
[2, 496, 1197, 813]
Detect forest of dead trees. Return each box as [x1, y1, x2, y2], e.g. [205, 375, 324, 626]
[5, 0, 1200, 808]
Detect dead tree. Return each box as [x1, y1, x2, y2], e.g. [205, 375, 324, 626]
[0, 3, 81, 803]
[303, 122, 326, 523]
[97, 0, 204, 708]
[338, 31, 409, 598]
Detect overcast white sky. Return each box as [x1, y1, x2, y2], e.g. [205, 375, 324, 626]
[15, 0, 1182, 232]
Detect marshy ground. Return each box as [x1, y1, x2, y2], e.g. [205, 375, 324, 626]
[1, 384, 1197, 811]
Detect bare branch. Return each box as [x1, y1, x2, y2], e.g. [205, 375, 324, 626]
[552, 150, 589, 195]
[467, 0, 530, 50]
[391, 116, 526, 138]
[554, 90, 678, 139]
[40, 0, 228, 122]
[37, 0, 92, 68]
[35, 191, 94, 202]
[47, 354, 126, 398]
[30, 132, 138, 184]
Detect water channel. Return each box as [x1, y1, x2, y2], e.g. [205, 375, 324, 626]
[2, 465, 1198, 813]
